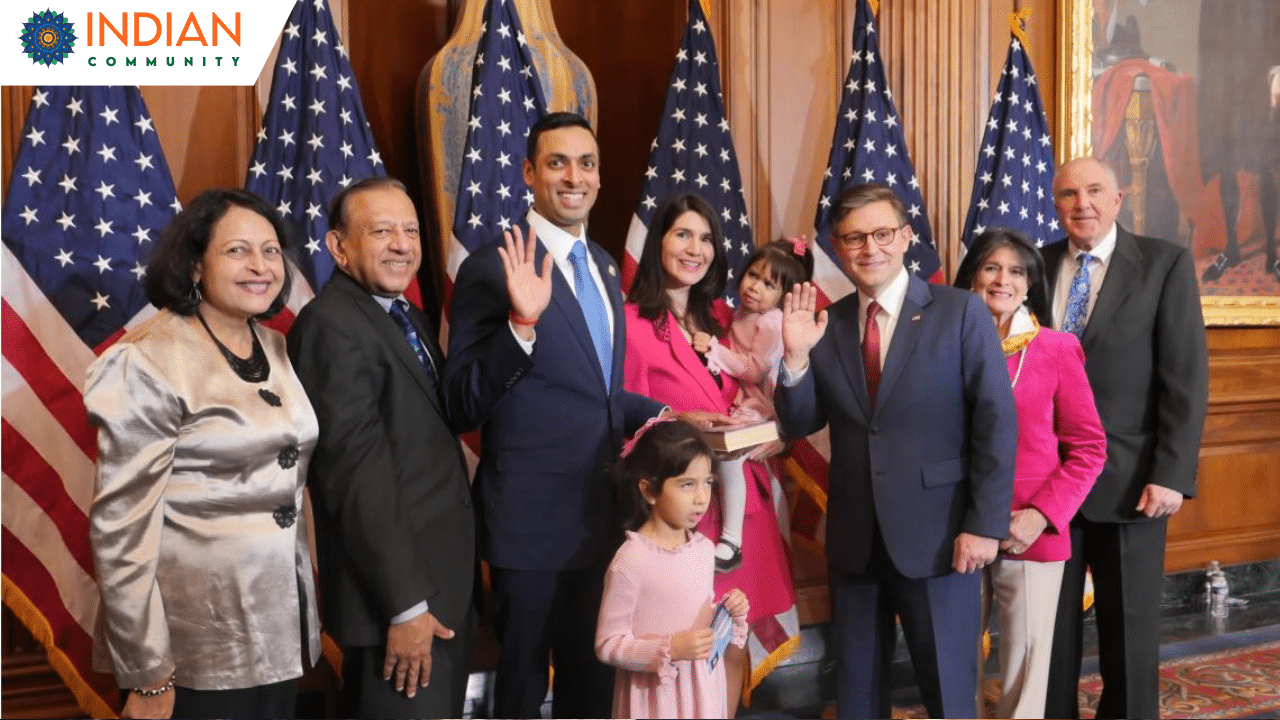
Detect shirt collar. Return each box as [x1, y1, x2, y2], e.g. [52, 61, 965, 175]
[859, 266, 910, 319]
[527, 208, 586, 265]
[371, 294, 409, 312]
[1070, 222, 1117, 265]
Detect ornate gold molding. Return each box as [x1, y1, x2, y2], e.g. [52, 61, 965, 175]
[1055, 0, 1092, 164]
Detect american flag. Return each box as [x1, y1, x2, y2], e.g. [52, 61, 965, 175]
[622, 0, 753, 307]
[959, 27, 1058, 251]
[1, 85, 181, 718]
[446, 0, 547, 312]
[811, 0, 941, 301]
[245, 0, 394, 312]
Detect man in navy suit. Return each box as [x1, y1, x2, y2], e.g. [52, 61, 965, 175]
[442, 112, 667, 718]
[775, 184, 1017, 718]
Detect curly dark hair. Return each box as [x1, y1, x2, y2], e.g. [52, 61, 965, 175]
[144, 188, 294, 319]
[614, 419, 716, 531]
[626, 193, 729, 336]
[738, 239, 814, 307]
[952, 227, 1050, 324]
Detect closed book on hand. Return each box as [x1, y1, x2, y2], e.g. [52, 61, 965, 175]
[702, 421, 779, 452]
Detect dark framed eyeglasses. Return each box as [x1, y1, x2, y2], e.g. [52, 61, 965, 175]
[831, 224, 906, 250]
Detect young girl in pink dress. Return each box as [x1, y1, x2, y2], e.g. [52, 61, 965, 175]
[692, 239, 812, 571]
[596, 418, 750, 719]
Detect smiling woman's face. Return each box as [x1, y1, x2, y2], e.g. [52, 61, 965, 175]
[659, 210, 714, 290]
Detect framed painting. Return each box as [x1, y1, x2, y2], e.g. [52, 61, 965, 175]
[1056, 0, 1280, 325]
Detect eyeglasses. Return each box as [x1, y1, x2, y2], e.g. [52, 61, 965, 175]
[831, 224, 906, 250]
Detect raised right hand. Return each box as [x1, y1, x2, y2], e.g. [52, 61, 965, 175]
[781, 282, 828, 370]
[383, 612, 455, 698]
[670, 627, 715, 661]
[497, 225, 553, 326]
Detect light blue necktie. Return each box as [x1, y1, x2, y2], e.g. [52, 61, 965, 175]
[1061, 252, 1095, 338]
[568, 241, 612, 391]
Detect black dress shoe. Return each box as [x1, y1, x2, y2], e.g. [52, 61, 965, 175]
[1202, 252, 1238, 282]
[715, 540, 742, 573]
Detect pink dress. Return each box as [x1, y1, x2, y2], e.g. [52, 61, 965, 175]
[596, 531, 748, 719]
[706, 307, 784, 422]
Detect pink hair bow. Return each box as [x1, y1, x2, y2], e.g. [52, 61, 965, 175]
[789, 235, 808, 256]
[619, 415, 678, 459]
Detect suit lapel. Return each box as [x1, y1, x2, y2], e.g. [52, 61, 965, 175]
[830, 296, 873, 419]
[664, 311, 726, 410]
[876, 276, 931, 412]
[333, 272, 444, 412]
[1043, 241, 1068, 328]
[543, 236, 610, 393]
[1082, 227, 1140, 347]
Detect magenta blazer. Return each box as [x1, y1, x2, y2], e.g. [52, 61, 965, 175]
[1009, 327, 1107, 562]
[622, 301, 795, 623]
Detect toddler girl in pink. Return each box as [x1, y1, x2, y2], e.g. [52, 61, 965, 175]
[596, 418, 749, 719]
[692, 239, 812, 571]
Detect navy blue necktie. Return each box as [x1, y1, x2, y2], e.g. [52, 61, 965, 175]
[1061, 253, 1095, 338]
[388, 299, 438, 386]
[568, 241, 613, 392]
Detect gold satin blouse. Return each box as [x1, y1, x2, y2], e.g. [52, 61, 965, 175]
[85, 309, 321, 691]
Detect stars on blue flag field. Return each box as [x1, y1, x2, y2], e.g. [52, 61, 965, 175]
[813, 0, 940, 283]
[245, 0, 385, 293]
[2, 86, 180, 348]
[960, 32, 1058, 249]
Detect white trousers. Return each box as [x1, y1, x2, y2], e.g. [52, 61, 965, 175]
[980, 557, 1065, 718]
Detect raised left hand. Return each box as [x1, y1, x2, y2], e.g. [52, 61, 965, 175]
[952, 532, 999, 574]
[1135, 483, 1184, 518]
[497, 225, 553, 326]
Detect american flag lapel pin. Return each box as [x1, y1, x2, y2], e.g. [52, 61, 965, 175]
[911, 314, 922, 321]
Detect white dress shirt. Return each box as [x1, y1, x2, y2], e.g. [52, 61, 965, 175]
[1051, 223, 1117, 332]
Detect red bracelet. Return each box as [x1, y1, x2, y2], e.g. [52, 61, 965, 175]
[509, 311, 538, 327]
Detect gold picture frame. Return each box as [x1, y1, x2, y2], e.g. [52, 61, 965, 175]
[1055, 0, 1280, 326]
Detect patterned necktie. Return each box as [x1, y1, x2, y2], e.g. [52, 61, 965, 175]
[862, 300, 882, 406]
[388, 299, 438, 386]
[569, 241, 613, 392]
[1061, 252, 1095, 338]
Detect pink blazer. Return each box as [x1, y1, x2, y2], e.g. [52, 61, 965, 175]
[1008, 328, 1107, 562]
[623, 301, 795, 623]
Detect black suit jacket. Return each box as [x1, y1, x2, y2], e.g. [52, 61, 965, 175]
[1042, 226, 1209, 523]
[288, 270, 475, 647]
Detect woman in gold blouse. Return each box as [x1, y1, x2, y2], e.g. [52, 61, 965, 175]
[85, 188, 320, 719]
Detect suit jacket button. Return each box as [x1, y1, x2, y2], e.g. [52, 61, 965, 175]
[870, 425, 879, 434]
[463, 496, 472, 508]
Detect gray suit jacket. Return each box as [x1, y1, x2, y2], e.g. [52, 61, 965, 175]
[1042, 226, 1209, 523]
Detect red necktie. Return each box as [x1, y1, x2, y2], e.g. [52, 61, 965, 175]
[863, 300, 882, 406]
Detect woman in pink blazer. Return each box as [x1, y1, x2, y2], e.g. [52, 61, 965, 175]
[622, 193, 797, 714]
[954, 228, 1106, 718]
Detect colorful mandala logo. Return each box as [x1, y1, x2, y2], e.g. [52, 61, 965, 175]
[21, 9, 76, 67]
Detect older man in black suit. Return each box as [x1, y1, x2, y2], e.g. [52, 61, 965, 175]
[1043, 158, 1209, 719]
[289, 177, 475, 718]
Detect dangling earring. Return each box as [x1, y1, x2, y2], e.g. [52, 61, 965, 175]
[188, 281, 203, 307]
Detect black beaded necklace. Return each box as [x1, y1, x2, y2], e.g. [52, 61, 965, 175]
[196, 312, 270, 383]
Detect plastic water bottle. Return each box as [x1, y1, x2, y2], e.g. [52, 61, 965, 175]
[1207, 561, 1229, 618]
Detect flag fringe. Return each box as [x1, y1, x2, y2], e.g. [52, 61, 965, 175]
[743, 631, 801, 706]
[320, 632, 344, 683]
[1, 574, 116, 719]
[785, 457, 828, 513]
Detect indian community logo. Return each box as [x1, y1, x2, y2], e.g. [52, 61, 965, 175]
[21, 9, 76, 66]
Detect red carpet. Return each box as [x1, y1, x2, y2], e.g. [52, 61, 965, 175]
[1078, 640, 1280, 719]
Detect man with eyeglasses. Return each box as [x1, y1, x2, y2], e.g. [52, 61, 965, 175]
[775, 183, 1017, 718]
